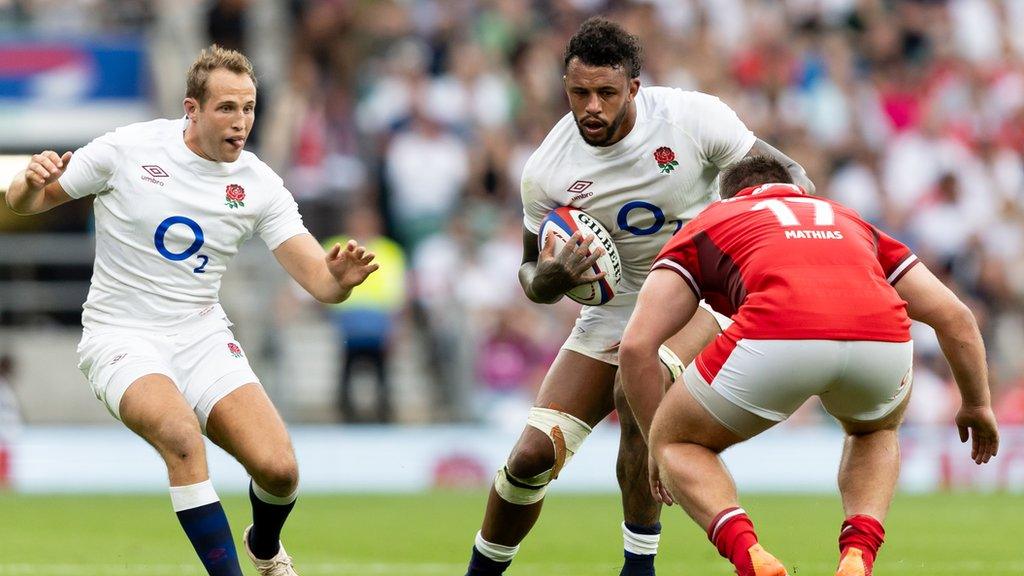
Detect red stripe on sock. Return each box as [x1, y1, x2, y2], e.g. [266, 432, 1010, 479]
[839, 514, 885, 572]
[709, 508, 759, 576]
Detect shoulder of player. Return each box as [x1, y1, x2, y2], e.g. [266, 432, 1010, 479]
[641, 87, 730, 124]
[100, 118, 181, 147]
[236, 151, 284, 185]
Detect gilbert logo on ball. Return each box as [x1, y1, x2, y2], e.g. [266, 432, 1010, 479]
[538, 206, 622, 306]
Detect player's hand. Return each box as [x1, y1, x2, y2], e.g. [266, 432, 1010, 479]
[955, 404, 999, 465]
[649, 454, 674, 506]
[533, 230, 606, 294]
[24, 151, 72, 191]
[326, 239, 379, 290]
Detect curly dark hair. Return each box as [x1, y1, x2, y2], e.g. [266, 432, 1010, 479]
[719, 155, 793, 199]
[563, 16, 643, 78]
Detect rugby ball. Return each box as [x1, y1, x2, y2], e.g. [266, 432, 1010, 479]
[538, 206, 621, 306]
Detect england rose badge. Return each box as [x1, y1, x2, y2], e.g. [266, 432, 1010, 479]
[654, 147, 678, 174]
[225, 184, 246, 208]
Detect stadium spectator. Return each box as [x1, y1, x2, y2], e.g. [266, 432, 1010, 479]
[323, 205, 407, 423]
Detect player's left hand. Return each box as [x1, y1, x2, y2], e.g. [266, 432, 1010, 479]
[649, 454, 673, 506]
[326, 239, 379, 289]
[955, 404, 999, 465]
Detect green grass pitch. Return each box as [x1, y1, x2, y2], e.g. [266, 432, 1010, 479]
[0, 491, 1020, 575]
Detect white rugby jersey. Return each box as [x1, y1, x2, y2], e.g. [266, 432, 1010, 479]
[522, 86, 755, 294]
[59, 118, 308, 329]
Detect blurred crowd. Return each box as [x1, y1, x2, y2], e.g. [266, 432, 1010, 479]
[4, 0, 1024, 426]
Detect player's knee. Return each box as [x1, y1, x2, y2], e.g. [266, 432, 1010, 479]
[251, 452, 299, 496]
[507, 435, 556, 479]
[151, 417, 205, 464]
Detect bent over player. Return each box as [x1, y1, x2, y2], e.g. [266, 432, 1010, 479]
[464, 17, 813, 576]
[4, 46, 379, 576]
[619, 156, 999, 576]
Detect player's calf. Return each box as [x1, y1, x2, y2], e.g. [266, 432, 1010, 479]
[171, 480, 244, 576]
[614, 381, 663, 576]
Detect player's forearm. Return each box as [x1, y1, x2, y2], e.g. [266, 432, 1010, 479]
[518, 262, 563, 304]
[935, 304, 992, 408]
[750, 139, 815, 195]
[317, 275, 353, 304]
[4, 172, 46, 215]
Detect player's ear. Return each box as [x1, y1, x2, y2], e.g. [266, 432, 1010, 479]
[628, 77, 640, 100]
[183, 97, 199, 121]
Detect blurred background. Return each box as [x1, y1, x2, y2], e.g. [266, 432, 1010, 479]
[0, 0, 1021, 494]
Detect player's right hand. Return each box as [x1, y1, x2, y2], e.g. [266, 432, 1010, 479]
[955, 404, 999, 465]
[534, 230, 606, 291]
[24, 151, 72, 190]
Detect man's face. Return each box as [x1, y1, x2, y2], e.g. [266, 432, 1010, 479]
[564, 58, 640, 147]
[184, 69, 256, 163]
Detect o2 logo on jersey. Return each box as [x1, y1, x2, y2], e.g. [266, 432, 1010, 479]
[154, 216, 209, 273]
[616, 201, 683, 236]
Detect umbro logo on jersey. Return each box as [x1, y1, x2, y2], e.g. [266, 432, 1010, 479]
[567, 180, 592, 194]
[568, 180, 594, 201]
[141, 165, 168, 186]
[142, 165, 169, 177]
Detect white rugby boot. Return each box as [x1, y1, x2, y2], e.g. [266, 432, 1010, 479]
[243, 524, 299, 576]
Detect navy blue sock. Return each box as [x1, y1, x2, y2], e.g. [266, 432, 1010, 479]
[620, 522, 661, 576]
[176, 501, 243, 576]
[248, 480, 297, 560]
[466, 545, 513, 576]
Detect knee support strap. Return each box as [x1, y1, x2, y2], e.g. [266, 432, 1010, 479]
[658, 344, 685, 383]
[493, 407, 593, 505]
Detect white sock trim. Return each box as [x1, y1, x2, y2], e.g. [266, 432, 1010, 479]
[622, 522, 661, 555]
[710, 507, 747, 542]
[251, 479, 298, 506]
[169, 480, 219, 512]
[474, 531, 520, 563]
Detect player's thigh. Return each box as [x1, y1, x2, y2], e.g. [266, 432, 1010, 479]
[77, 328, 178, 422]
[663, 303, 727, 367]
[821, 340, 914, 433]
[534, 349, 618, 427]
[205, 383, 295, 476]
[173, 320, 263, 433]
[649, 378, 744, 455]
[120, 373, 205, 455]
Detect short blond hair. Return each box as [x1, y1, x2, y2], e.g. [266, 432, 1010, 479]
[185, 44, 257, 104]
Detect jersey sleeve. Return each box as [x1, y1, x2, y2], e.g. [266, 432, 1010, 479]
[678, 91, 755, 169]
[257, 183, 309, 250]
[651, 222, 702, 298]
[873, 226, 919, 284]
[520, 159, 555, 235]
[57, 131, 119, 199]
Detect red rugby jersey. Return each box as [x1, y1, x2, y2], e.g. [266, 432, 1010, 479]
[653, 183, 918, 341]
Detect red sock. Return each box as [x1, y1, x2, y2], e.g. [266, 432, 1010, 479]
[708, 507, 759, 576]
[839, 515, 885, 573]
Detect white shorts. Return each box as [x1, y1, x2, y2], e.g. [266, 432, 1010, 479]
[76, 305, 260, 431]
[563, 294, 732, 366]
[683, 338, 914, 438]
